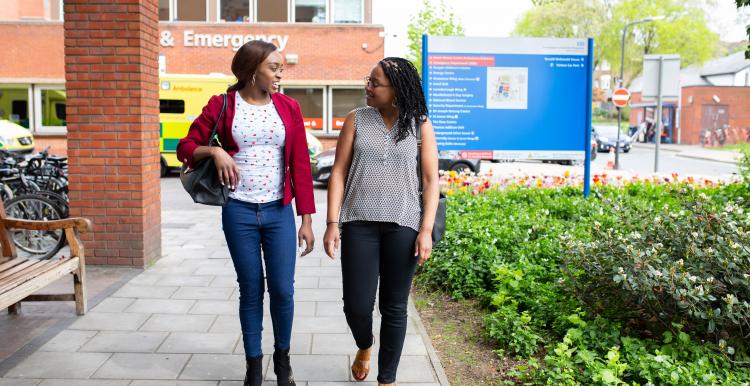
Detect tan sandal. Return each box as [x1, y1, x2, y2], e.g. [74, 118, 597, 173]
[351, 345, 372, 381]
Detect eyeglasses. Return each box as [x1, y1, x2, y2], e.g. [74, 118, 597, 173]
[364, 76, 392, 89]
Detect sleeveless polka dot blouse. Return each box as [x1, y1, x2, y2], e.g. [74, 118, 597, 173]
[340, 107, 422, 232]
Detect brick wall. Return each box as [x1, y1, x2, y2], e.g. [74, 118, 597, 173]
[681, 87, 750, 145]
[1, 23, 383, 82]
[158, 24, 383, 80]
[0, 22, 64, 79]
[64, 0, 162, 266]
[630, 86, 750, 145]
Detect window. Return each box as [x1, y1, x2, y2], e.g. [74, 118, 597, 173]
[283, 88, 324, 130]
[40, 89, 66, 127]
[55, 103, 66, 121]
[175, 0, 207, 21]
[331, 88, 365, 130]
[295, 0, 326, 23]
[221, 0, 250, 22]
[257, 0, 287, 22]
[0, 87, 31, 129]
[160, 99, 186, 114]
[159, 0, 170, 20]
[11, 101, 29, 128]
[52, 0, 64, 21]
[333, 0, 361, 23]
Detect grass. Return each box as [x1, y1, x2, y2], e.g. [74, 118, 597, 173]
[412, 284, 525, 385]
[716, 143, 750, 153]
[591, 118, 619, 125]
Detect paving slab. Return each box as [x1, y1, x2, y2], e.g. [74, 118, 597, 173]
[4, 351, 111, 379]
[38, 330, 98, 352]
[158, 332, 240, 354]
[79, 331, 168, 353]
[140, 314, 217, 333]
[92, 353, 190, 380]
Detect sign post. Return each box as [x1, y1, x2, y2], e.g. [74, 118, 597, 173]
[612, 87, 630, 170]
[642, 54, 680, 173]
[422, 36, 595, 197]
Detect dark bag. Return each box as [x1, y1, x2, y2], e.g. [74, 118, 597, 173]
[417, 122, 447, 244]
[180, 94, 229, 206]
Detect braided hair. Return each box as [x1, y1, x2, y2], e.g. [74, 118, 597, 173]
[379, 57, 428, 143]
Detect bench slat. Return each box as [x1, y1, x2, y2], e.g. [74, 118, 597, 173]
[0, 258, 27, 273]
[0, 258, 79, 310]
[0, 258, 70, 294]
[0, 260, 43, 281]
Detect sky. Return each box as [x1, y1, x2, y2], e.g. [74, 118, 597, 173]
[372, 0, 750, 58]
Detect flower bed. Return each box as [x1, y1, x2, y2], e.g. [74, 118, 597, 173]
[420, 168, 750, 384]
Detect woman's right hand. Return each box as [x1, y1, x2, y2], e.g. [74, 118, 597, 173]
[211, 147, 240, 190]
[323, 223, 340, 259]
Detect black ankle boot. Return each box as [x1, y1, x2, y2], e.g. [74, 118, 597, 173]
[273, 348, 296, 386]
[244, 355, 263, 386]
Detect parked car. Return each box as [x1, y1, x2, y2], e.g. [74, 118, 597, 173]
[548, 136, 597, 165]
[311, 148, 481, 184]
[593, 124, 631, 153]
[0, 120, 34, 154]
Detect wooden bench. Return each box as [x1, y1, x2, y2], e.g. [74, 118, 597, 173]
[0, 203, 92, 315]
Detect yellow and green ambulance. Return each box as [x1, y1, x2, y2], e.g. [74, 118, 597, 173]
[159, 75, 323, 177]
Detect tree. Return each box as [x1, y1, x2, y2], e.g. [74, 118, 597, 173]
[738, 0, 750, 58]
[514, 0, 720, 86]
[406, 0, 465, 74]
[513, 0, 611, 68]
[600, 0, 718, 86]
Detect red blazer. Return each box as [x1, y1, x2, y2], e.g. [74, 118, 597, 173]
[176, 90, 316, 215]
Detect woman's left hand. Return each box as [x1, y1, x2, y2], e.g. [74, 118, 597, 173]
[414, 231, 433, 266]
[298, 221, 315, 257]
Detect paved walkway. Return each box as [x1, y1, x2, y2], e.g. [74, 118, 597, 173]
[0, 189, 448, 385]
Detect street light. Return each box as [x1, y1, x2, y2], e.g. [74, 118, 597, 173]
[615, 15, 665, 169]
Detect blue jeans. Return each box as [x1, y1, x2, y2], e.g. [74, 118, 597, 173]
[222, 198, 297, 358]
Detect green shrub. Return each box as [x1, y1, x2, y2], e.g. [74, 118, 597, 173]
[417, 182, 750, 383]
[563, 192, 750, 343]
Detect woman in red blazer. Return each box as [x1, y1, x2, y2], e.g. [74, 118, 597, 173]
[177, 40, 315, 386]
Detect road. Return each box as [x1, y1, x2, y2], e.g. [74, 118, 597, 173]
[591, 146, 738, 176]
[483, 146, 739, 179]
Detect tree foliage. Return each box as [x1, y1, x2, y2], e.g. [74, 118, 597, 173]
[515, 0, 720, 86]
[513, 0, 610, 68]
[406, 0, 465, 74]
[738, 0, 750, 59]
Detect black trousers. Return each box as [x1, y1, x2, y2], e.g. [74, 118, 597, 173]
[341, 221, 419, 384]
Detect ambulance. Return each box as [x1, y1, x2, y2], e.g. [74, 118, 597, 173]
[159, 75, 323, 177]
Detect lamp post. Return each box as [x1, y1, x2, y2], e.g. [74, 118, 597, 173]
[615, 15, 664, 169]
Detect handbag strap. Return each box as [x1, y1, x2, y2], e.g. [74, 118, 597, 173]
[208, 93, 228, 147]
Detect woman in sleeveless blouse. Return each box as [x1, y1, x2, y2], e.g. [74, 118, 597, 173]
[323, 57, 440, 386]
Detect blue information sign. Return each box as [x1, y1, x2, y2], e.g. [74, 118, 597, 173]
[422, 35, 594, 196]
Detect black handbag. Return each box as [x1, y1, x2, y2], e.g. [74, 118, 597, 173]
[417, 123, 447, 244]
[180, 93, 229, 206]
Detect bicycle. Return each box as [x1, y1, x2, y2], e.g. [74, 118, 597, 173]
[4, 194, 66, 259]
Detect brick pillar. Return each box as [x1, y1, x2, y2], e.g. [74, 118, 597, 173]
[64, 0, 161, 266]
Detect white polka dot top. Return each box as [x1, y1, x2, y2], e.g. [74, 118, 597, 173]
[228, 96, 286, 204]
[340, 107, 422, 232]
